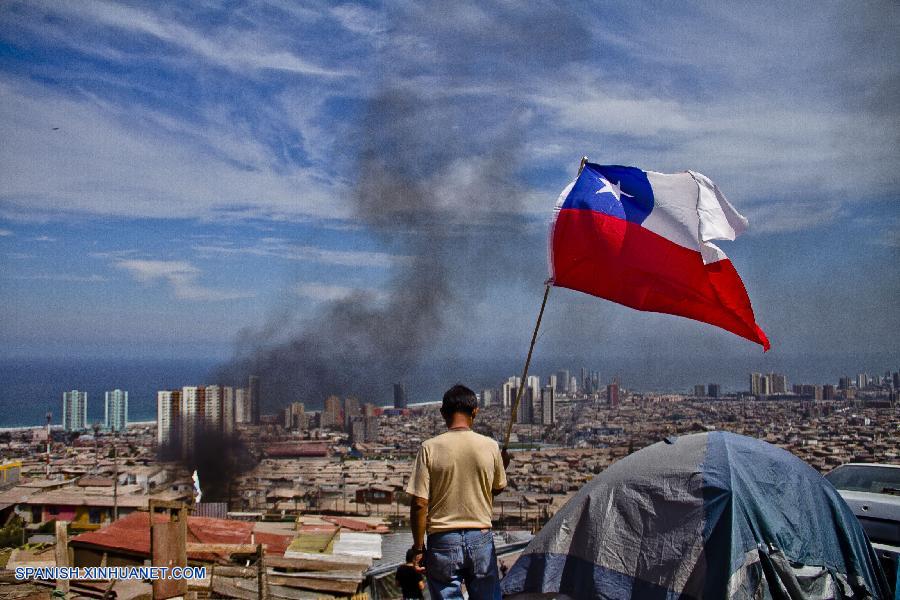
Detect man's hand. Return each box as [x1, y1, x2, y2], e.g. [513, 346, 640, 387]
[502, 448, 511, 469]
[409, 495, 428, 572]
[408, 547, 426, 573]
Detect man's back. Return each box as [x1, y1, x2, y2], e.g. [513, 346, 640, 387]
[406, 384, 510, 600]
[407, 430, 506, 532]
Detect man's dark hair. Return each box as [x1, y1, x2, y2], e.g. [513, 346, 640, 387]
[405, 547, 421, 563]
[441, 384, 478, 417]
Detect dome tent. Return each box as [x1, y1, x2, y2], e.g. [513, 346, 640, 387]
[501, 432, 890, 599]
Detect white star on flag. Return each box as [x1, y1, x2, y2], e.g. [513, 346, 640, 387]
[595, 177, 632, 201]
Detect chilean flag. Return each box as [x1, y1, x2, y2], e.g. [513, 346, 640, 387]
[550, 162, 769, 350]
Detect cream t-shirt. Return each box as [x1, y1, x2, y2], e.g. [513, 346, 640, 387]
[405, 429, 507, 532]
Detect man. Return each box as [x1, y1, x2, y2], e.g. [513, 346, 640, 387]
[406, 384, 511, 599]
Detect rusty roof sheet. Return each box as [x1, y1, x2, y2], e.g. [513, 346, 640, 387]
[70, 511, 292, 561]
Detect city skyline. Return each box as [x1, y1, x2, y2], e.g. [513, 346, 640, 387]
[0, 3, 896, 384]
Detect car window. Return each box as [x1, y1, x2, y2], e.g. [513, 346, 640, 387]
[825, 465, 900, 494]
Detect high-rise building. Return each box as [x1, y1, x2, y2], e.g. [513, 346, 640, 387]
[248, 375, 261, 424]
[517, 386, 535, 424]
[555, 370, 569, 394]
[343, 397, 361, 431]
[235, 388, 250, 423]
[750, 373, 763, 396]
[838, 376, 852, 391]
[539, 385, 555, 425]
[856, 373, 869, 389]
[823, 384, 836, 400]
[393, 383, 408, 409]
[892, 372, 899, 389]
[768, 373, 788, 394]
[548, 374, 558, 395]
[791, 384, 822, 401]
[62, 390, 88, 432]
[222, 386, 235, 435]
[569, 375, 578, 395]
[480, 388, 496, 408]
[693, 384, 706, 397]
[322, 395, 342, 430]
[157, 390, 182, 448]
[203, 385, 223, 432]
[180, 386, 203, 458]
[104, 389, 128, 432]
[707, 384, 721, 399]
[350, 415, 380, 443]
[502, 377, 521, 409]
[283, 402, 305, 430]
[607, 382, 619, 407]
[591, 371, 601, 394]
[750, 373, 779, 396]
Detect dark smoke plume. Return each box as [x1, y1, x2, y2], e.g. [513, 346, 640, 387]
[219, 90, 529, 409]
[216, 3, 591, 410]
[160, 427, 255, 502]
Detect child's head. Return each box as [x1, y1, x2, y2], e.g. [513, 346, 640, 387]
[405, 548, 421, 563]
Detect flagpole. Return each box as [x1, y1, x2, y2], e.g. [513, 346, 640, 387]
[502, 283, 551, 451]
[501, 157, 585, 451]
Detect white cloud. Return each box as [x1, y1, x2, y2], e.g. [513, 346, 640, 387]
[0, 229, 12, 236]
[293, 282, 384, 302]
[9, 273, 107, 282]
[29, 235, 56, 242]
[331, 4, 387, 37]
[193, 239, 405, 268]
[536, 91, 695, 137]
[0, 76, 353, 222]
[27, 0, 351, 78]
[115, 259, 253, 301]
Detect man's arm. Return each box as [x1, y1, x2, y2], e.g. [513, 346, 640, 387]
[409, 495, 428, 557]
[492, 448, 512, 496]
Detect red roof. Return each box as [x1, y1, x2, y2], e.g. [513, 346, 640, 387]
[264, 442, 329, 458]
[322, 516, 389, 533]
[71, 511, 292, 561]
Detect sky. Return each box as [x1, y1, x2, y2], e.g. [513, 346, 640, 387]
[0, 1, 897, 394]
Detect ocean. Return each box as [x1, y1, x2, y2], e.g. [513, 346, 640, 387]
[0, 358, 219, 429]
[0, 352, 895, 429]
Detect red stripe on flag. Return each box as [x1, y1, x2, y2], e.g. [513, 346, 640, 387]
[551, 208, 770, 350]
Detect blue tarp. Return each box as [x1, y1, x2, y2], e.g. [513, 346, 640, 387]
[501, 432, 890, 599]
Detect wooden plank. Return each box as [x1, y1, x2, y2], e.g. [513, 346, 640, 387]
[151, 503, 188, 600]
[32, 579, 116, 600]
[266, 554, 370, 571]
[266, 569, 365, 581]
[185, 542, 260, 554]
[211, 577, 258, 600]
[148, 499, 185, 510]
[257, 543, 268, 600]
[214, 578, 327, 600]
[54, 521, 69, 595]
[266, 574, 359, 594]
[210, 565, 257, 578]
[267, 583, 331, 600]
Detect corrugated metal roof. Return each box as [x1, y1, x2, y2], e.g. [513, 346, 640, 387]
[191, 502, 228, 519]
[285, 527, 339, 554]
[70, 511, 293, 561]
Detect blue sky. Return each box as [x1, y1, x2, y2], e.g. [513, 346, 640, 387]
[1, 1, 897, 379]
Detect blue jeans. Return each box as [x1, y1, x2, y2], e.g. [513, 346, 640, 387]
[424, 529, 501, 600]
